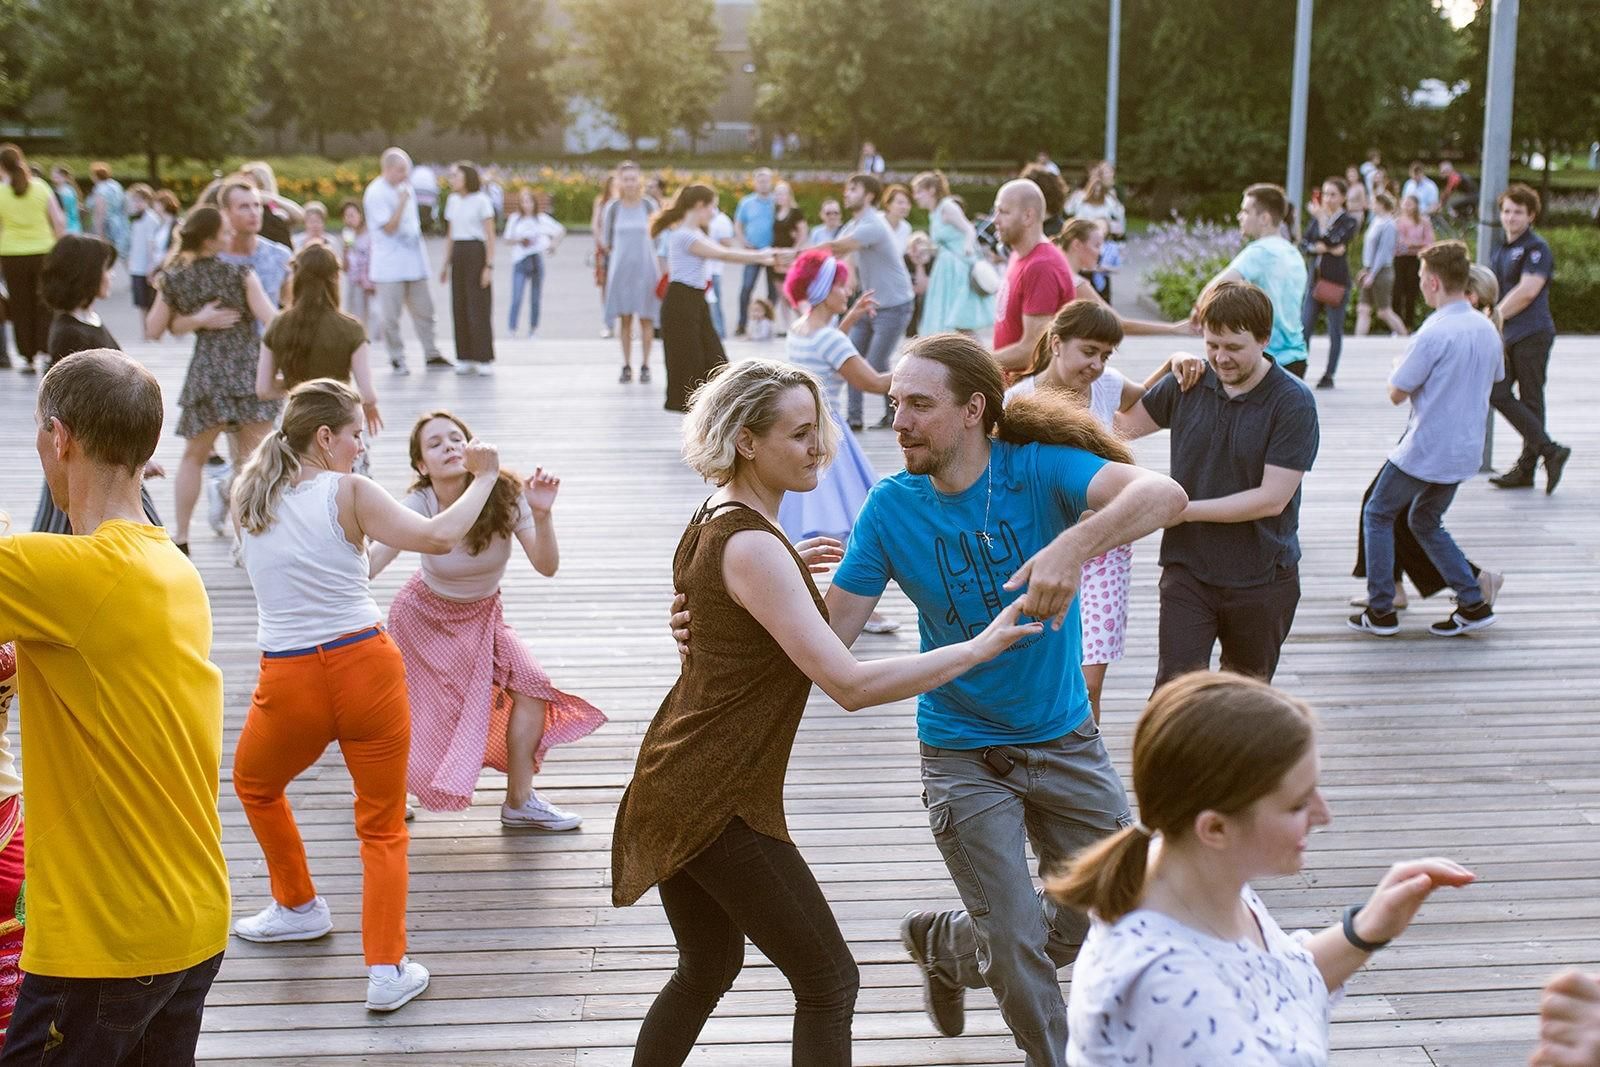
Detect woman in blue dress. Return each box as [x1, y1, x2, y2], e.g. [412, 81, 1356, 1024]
[912, 171, 994, 335]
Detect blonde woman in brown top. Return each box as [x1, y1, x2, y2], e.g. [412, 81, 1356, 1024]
[612, 359, 1038, 1066]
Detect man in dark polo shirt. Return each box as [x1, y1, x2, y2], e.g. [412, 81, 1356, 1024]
[1118, 282, 1320, 686]
[1488, 182, 1571, 493]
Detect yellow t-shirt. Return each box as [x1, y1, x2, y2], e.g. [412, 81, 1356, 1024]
[0, 180, 56, 257]
[0, 520, 229, 977]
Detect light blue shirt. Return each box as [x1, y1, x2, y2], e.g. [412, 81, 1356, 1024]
[832, 439, 1108, 749]
[1363, 215, 1396, 273]
[1389, 300, 1505, 484]
[734, 192, 775, 248]
[1227, 235, 1308, 366]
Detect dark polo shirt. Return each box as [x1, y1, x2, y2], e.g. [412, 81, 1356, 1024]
[1141, 360, 1320, 588]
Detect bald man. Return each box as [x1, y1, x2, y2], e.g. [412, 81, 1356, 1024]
[991, 179, 1075, 371]
[363, 147, 448, 374]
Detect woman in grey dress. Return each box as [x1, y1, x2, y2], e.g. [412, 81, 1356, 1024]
[599, 161, 660, 384]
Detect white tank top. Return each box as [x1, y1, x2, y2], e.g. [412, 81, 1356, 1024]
[241, 471, 382, 652]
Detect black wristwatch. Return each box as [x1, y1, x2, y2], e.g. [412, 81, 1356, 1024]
[1342, 904, 1390, 952]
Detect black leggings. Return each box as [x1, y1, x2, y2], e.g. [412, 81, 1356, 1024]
[634, 818, 858, 1066]
[1, 254, 48, 360]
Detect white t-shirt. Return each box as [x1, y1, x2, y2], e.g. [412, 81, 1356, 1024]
[410, 165, 439, 206]
[706, 211, 735, 279]
[504, 212, 566, 263]
[1067, 886, 1342, 1067]
[1004, 367, 1126, 429]
[363, 177, 429, 283]
[445, 191, 496, 242]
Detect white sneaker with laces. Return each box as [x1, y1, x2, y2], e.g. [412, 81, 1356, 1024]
[501, 790, 582, 831]
[233, 897, 333, 942]
[366, 957, 430, 1012]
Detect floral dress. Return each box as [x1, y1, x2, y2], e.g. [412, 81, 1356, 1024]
[162, 257, 282, 437]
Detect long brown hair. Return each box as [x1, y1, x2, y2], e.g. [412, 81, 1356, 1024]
[649, 183, 715, 238]
[1049, 672, 1316, 923]
[270, 245, 362, 386]
[1024, 299, 1123, 378]
[407, 411, 522, 556]
[0, 143, 29, 196]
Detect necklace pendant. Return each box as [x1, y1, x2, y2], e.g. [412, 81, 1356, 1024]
[977, 530, 995, 548]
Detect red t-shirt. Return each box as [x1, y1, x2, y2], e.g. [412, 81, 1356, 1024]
[994, 240, 1075, 350]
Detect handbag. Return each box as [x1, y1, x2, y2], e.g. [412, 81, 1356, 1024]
[969, 258, 1001, 296]
[654, 273, 670, 301]
[1312, 277, 1347, 307]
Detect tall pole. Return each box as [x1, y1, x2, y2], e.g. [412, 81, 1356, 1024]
[1104, 0, 1121, 165]
[1285, 0, 1313, 223]
[1476, 0, 1519, 471]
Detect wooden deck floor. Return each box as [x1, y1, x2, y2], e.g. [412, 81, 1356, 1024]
[3, 333, 1597, 1066]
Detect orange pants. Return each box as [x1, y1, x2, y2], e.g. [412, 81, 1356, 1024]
[232, 630, 411, 965]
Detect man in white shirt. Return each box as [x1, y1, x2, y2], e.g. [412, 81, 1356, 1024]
[706, 199, 736, 338]
[1401, 161, 1441, 217]
[364, 148, 448, 374]
[858, 141, 886, 175]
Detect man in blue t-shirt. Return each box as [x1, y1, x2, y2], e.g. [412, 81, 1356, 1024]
[733, 168, 777, 337]
[676, 335, 1186, 1066]
[1488, 183, 1571, 493]
[1194, 183, 1310, 376]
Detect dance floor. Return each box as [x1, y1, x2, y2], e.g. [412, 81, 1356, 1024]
[2, 333, 1596, 1065]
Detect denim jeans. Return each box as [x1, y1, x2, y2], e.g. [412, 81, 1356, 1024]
[918, 718, 1131, 1067]
[708, 273, 727, 338]
[845, 298, 916, 425]
[634, 818, 858, 1066]
[737, 263, 776, 334]
[1302, 283, 1349, 380]
[508, 254, 545, 334]
[1362, 461, 1481, 614]
[0, 951, 223, 1065]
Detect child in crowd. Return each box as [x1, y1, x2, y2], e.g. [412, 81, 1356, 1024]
[748, 296, 775, 342]
[125, 184, 159, 310]
[296, 201, 340, 257]
[340, 200, 375, 337]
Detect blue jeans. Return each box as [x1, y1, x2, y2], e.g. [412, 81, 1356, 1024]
[1362, 461, 1481, 614]
[919, 718, 1131, 1067]
[736, 263, 775, 334]
[1302, 282, 1349, 379]
[508, 254, 545, 334]
[0, 951, 223, 1064]
[708, 273, 726, 338]
[845, 298, 916, 425]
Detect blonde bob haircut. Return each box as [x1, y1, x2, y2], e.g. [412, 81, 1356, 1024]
[681, 359, 840, 486]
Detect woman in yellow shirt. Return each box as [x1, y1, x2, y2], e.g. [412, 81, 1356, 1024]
[0, 144, 66, 372]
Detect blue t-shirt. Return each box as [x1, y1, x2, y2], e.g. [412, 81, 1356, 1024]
[734, 192, 775, 249]
[1492, 228, 1555, 345]
[1227, 235, 1309, 366]
[831, 439, 1108, 749]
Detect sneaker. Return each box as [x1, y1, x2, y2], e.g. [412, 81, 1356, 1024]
[391, 360, 411, 377]
[862, 615, 901, 634]
[1430, 600, 1495, 637]
[619, 365, 632, 384]
[1543, 445, 1571, 495]
[600, 327, 613, 339]
[454, 362, 476, 376]
[18, 357, 36, 376]
[900, 911, 965, 1037]
[476, 363, 494, 377]
[233, 897, 333, 942]
[1349, 590, 1408, 611]
[847, 419, 863, 432]
[366, 957, 430, 1012]
[639, 365, 651, 384]
[1315, 377, 1335, 390]
[501, 791, 583, 831]
[1489, 466, 1535, 489]
[425, 354, 454, 368]
[1477, 569, 1504, 608]
[1347, 609, 1401, 636]
[204, 464, 233, 537]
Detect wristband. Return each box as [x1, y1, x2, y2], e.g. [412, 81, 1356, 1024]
[1341, 904, 1390, 953]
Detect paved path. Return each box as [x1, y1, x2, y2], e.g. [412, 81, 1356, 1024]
[1, 327, 1596, 1065]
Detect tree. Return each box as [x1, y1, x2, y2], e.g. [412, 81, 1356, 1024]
[561, 0, 726, 150]
[44, 0, 266, 180]
[462, 0, 560, 156]
[0, 0, 44, 117]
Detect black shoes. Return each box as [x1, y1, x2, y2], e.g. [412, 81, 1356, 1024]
[1489, 466, 1535, 489]
[618, 365, 632, 383]
[1430, 598, 1495, 637]
[1543, 445, 1571, 495]
[425, 354, 454, 368]
[1347, 608, 1400, 636]
[900, 911, 965, 1037]
[639, 365, 652, 384]
[1315, 377, 1335, 390]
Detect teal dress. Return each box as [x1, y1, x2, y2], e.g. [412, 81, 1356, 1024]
[88, 179, 130, 259]
[54, 183, 81, 234]
[920, 197, 994, 333]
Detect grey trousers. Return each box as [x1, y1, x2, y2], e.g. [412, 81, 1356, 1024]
[375, 278, 442, 367]
[919, 717, 1131, 1067]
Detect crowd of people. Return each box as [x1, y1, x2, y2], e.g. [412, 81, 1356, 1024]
[0, 134, 1590, 1066]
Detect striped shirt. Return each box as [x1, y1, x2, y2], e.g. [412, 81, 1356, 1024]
[665, 225, 709, 288]
[786, 325, 860, 416]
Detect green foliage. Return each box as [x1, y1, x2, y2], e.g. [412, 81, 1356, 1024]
[0, 0, 43, 115]
[43, 0, 268, 180]
[1544, 227, 1600, 333]
[461, 0, 559, 154]
[560, 0, 726, 149]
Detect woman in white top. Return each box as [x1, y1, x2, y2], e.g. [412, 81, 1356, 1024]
[504, 188, 566, 337]
[1052, 671, 1474, 1067]
[650, 183, 786, 412]
[440, 162, 497, 373]
[1056, 217, 1191, 336]
[369, 410, 605, 828]
[1065, 162, 1127, 301]
[229, 379, 501, 1014]
[882, 183, 914, 255]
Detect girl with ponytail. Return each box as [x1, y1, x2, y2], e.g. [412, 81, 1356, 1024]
[1054, 671, 1474, 1066]
[231, 378, 504, 1014]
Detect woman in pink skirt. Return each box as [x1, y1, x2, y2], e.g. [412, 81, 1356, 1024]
[371, 411, 605, 828]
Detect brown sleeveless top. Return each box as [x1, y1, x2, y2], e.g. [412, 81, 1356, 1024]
[611, 501, 827, 907]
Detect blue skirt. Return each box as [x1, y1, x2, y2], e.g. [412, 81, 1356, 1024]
[779, 413, 877, 543]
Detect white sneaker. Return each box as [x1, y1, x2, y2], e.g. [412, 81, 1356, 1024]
[475, 363, 494, 377]
[455, 362, 477, 376]
[204, 463, 233, 537]
[500, 790, 582, 831]
[233, 897, 333, 942]
[366, 957, 430, 1012]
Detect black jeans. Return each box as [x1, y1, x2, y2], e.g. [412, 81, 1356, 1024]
[1491, 330, 1556, 471]
[1155, 563, 1300, 689]
[0, 255, 48, 361]
[634, 818, 858, 1066]
[0, 951, 222, 1065]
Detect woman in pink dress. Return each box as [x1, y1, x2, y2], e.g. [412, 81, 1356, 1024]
[371, 411, 605, 827]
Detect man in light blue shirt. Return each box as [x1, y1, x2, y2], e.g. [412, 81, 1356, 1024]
[1351, 240, 1503, 639]
[733, 168, 776, 336]
[1402, 161, 1441, 216]
[1196, 183, 1310, 376]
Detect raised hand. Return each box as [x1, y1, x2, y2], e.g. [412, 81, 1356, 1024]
[463, 438, 500, 476]
[524, 467, 561, 516]
[1354, 857, 1476, 945]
